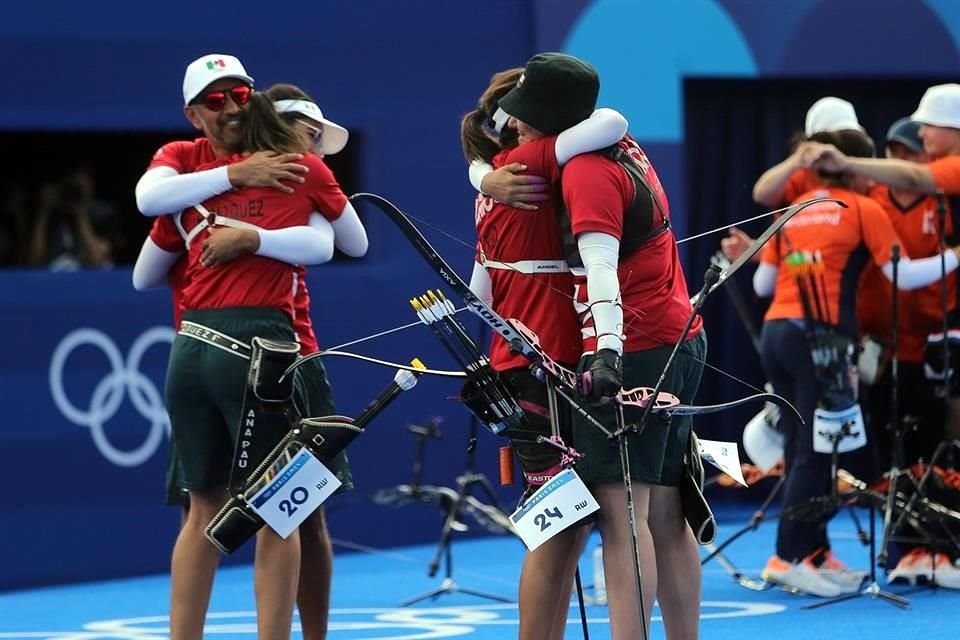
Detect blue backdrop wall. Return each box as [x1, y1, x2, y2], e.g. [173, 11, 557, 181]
[3, 0, 960, 589]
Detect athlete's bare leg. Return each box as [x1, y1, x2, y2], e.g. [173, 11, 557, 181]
[297, 507, 334, 640]
[170, 487, 227, 640]
[549, 525, 591, 640]
[254, 526, 301, 640]
[517, 525, 589, 640]
[593, 482, 656, 640]
[649, 485, 700, 640]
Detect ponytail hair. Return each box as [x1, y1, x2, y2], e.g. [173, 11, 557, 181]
[241, 92, 306, 154]
[460, 67, 523, 164]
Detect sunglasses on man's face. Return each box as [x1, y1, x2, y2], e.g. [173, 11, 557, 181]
[197, 85, 252, 112]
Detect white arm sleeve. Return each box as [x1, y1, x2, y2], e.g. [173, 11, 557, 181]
[469, 261, 494, 306]
[881, 252, 959, 290]
[753, 263, 778, 297]
[330, 201, 369, 257]
[555, 108, 629, 166]
[255, 213, 335, 265]
[578, 231, 624, 354]
[132, 237, 182, 290]
[135, 166, 233, 216]
[469, 159, 494, 194]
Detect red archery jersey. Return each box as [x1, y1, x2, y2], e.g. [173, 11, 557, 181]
[563, 138, 701, 353]
[475, 137, 581, 371]
[143, 139, 342, 354]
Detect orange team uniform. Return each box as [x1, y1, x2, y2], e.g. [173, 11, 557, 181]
[857, 185, 955, 362]
[782, 168, 823, 206]
[761, 187, 902, 336]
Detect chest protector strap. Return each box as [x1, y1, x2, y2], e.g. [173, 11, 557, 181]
[560, 144, 671, 269]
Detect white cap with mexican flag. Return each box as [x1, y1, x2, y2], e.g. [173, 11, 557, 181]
[183, 54, 255, 106]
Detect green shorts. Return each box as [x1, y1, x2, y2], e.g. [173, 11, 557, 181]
[572, 330, 707, 487]
[294, 357, 354, 493]
[166, 307, 296, 492]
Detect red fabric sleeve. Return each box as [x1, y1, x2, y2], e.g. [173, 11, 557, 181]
[304, 156, 348, 221]
[149, 215, 185, 253]
[501, 136, 563, 184]
[147, 141, 193, 173]
[562, 153, 629, 239]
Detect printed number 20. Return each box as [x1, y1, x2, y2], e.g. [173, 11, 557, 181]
[279, 486, 309, 516]
[533, 506, 563, 532]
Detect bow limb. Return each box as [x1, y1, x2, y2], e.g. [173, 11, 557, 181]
[692, 197, 848, 305]
[285, 349, 467, 380]
[350, 191, 807, 425]
[663, 392, 803, 424]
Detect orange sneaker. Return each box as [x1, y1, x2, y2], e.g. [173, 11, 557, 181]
[888, 547, 935, 585]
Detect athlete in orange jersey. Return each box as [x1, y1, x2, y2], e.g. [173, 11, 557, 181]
[810, 84, 960, 449]
[755, 129, 960, 598]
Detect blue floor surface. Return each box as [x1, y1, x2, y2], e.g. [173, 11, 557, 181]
[0, 506, 951, 639]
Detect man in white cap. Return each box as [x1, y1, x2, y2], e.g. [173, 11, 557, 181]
[720, 96, 866, 262]
[134, 54, 362, 640]
[808, 84, 960, 194]
[136, 53, 310, 216]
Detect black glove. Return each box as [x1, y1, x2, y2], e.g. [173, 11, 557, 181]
[582, 349, 623, 403]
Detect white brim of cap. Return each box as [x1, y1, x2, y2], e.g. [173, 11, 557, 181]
[315, 119, 349, 156]
[911, 106, 960, 129]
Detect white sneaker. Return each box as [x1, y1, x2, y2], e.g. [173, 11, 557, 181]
[932, 554, 960, 589]
[762, 555, 843, 597]
[818, 551, 866, 594]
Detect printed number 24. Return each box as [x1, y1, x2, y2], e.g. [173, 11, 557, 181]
[533, 506, 563, 531]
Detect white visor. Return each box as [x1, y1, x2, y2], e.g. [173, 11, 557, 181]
[274, 99, 350, 156]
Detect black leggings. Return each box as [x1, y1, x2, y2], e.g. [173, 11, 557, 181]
[760, 319, 832, 561]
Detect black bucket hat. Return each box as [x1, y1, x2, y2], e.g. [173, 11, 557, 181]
[498, 52, 600, 136]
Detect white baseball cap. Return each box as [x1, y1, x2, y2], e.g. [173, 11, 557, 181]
[911, 83, 960, 130]
[273, 99, 350, 156]
[182, 54, 255, 106]
[804, 97, 864, 136]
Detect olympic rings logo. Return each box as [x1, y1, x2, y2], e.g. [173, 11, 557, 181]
[49, 327, 175, 467]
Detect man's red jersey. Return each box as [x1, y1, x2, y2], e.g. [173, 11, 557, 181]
[475, 137, 580, 371]
[148, 138, 218, 174]
[858, 186, 955, 362]
[562, 137, 701, 353]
